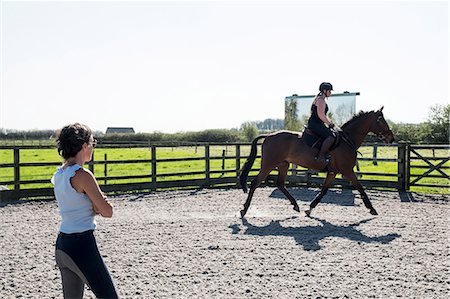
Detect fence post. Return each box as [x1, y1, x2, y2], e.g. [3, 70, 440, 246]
[205, 145, 210, 187]
[235, 145, 241, 178]
[373, 144, 378, 165]
[221, 149, 226, 176]
[355, 157, 363, 178]
[88, 152, 94, 174]
[397, 141, 407, 190]
[306, 169, 312, 187]
[292, 164, 297, 176]
[405, 142, 410, 190]
[104, 153, 108, 185]
[14, 147, 20, 197]
[151, 145, 157, 191]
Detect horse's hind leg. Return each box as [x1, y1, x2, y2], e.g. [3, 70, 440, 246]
[276, 161, 300, 213]
[240, 166, 273, 218]
[345, 171, 378, 215]
[305, 171, 336, 217]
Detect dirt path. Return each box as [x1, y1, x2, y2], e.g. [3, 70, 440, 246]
[0, 188, 448, 298]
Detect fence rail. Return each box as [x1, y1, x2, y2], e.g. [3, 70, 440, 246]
[0, 142, 448, 200]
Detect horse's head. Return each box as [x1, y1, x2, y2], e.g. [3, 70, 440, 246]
[370, 107, 395, 143]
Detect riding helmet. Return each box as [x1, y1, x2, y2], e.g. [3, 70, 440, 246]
[319, 82, 333, 92]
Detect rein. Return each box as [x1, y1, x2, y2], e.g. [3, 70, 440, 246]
[336, 128, 358, 153]
[338, 111, 376, 153]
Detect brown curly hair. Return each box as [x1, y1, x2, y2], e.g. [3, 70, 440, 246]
[55, 123, 92, 160]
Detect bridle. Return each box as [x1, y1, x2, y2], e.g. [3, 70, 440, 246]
[375, 114, 392, 141]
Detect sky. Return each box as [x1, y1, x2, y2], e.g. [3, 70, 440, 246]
[1, 0, 448, 133]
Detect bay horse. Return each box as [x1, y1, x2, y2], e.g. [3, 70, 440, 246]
[239, 107, 395, 218]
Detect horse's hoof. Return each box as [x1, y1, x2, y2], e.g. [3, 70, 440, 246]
[305, 209, 311, 217]
[240, 210, 246, 218]
[293, 206, 300, 212]
[370, 209, 378, 215]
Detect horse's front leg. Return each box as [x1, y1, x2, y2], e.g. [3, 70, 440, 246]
[305, 171, 336, 217]
[345, 171, 378, 215]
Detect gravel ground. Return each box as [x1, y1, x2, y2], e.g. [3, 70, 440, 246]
[0, 187, 449, 298]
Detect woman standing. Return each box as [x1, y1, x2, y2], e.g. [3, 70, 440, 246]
[51, 123, 119, 298]
[307, 82, 336, 164]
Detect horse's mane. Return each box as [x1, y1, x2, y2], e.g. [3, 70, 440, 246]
[341, 110, 375, 130]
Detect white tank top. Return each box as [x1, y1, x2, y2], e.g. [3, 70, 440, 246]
[51, 164, 96, 233]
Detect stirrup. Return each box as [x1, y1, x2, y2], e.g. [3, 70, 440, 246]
[315, 155, 330, 164]
[315, 156, 330, 172]
[314, 153, 331, 163]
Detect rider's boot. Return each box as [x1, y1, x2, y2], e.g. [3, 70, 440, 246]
[316, 136, 334, 164]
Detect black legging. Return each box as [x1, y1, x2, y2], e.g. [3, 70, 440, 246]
[308, 120, 334, 139]
[55, 230, 119, 299]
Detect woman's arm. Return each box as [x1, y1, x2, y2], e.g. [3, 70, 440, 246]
[315, 98, 333, 126]
[92, 192, 107, 215]
[71, 169, 113, 217]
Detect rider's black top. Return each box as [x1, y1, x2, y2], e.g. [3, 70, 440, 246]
[307, 104, 334, 139]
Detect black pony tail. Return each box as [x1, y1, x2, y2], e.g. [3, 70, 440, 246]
[239, 135, 267, 193]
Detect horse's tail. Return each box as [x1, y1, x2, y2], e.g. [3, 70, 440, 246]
[239, 135, 268, 193]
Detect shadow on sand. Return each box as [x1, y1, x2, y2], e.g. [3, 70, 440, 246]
[0, 198, 54, 208]
[269, 188, 356, 206]
[268, 188, 443, 206]
[229, 216, 400, 251]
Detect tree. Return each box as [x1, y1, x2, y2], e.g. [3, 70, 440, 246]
[388, 104, 449, 144]
[256, 118, 284, 131]
[425, 104, 450, 144]
[333, 104, 352, 126]
[390, 123, 422, 143]
[240, 122, 259, 141]
[284, 99, 301, 131]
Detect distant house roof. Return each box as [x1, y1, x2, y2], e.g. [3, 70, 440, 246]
[105, 127, 135, 134]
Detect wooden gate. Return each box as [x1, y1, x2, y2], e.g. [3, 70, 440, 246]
[406, 144, 450, 189]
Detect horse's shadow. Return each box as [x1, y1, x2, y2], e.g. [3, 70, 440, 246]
[229, 216, 400, 251]
[269, 188, 356, 206]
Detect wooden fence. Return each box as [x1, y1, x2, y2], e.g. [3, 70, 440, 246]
[0, 142, 448, 200]
[406, 144, 450, 189]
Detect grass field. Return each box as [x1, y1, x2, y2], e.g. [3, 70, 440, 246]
[0, 144, 448, 194]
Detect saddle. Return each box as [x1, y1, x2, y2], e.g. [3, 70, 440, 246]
[302, 126, 341, 150]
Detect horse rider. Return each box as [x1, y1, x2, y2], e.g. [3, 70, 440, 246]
[307, 82, 336, 164]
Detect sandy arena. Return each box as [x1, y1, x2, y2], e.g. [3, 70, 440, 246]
[0, 187, 449, 298]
